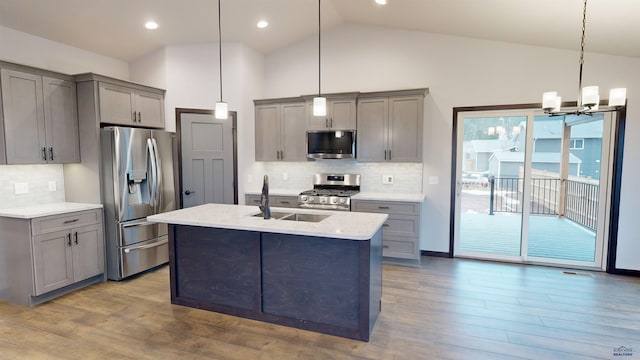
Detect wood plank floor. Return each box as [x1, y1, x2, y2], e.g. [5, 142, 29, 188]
[1, 257, 639, 359]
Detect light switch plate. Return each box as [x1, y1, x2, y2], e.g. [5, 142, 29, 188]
[48, 181, 57, 192]
[282, 173, 288, 181]
[382, 175, 394, 185]
[429, 176, 439, 185]
[15, 182, 29, 195]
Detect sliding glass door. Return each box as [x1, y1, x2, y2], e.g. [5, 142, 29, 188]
[454, 109, 614, 269]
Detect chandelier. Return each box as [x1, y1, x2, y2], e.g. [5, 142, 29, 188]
[542, 0, 626, 115]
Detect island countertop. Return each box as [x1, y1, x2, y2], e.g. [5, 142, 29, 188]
[147, 203, 387, 240]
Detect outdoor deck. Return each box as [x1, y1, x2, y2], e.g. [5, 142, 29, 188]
[459, 213, 596, 262]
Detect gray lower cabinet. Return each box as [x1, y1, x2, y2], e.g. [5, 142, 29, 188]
[245, 194, 299, 208]
[352, 199, 421, 261]
[357, 89, 427, 162]
[255, 100, 306, 161]
[0, 66, 80, 164]
[0, 209, 105, 306]
[306, 94, 357, 130]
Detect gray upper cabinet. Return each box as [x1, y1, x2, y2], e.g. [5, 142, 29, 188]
[255, 100, 307, 161]
[357, 89, 427, 162]
[98, 82, 164, 128]
[307, 94, 357, 130]
[0, 67, 79, 164]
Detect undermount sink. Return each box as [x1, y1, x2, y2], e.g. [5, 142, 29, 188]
[251, 211, 329, 222]
[279, 213, 329, 222]
[251, 211, 292, 219]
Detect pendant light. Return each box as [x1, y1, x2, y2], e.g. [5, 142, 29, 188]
[312, 0, 327, 117]
[542, 0, 626, 115]
[215, 0, 228, 120]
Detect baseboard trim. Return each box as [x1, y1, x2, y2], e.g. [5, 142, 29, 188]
[421, 250, 451, 258]
[609, 268, 640, 277]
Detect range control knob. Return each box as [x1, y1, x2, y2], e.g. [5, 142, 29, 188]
[300, 195, 308, 202]
[338, 198, 347, 204]
[330, 197, 339, 204]
[307, 197, 315, 203]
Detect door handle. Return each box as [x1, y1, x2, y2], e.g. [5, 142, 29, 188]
[74, 232, 78, 245]
[184, 190, 195, 195]
[49, 147, 54, 161]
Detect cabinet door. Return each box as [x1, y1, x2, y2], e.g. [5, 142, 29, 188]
[271, 195, 299, 208]
[33, 230, 74, 295]
[43, 77, 80, 163]
[329, 99, 356, 130]
[135, 91, 165, 128]
[388, 96, 423, 162]
[255, 104, 280, 161]
[98, 82, 136, 126]
[245, 194, 262, 206]
[356, 97, 388, 162]
[0, 69, 47, 164]
[280, 102, 307, 161]
[71, 224, 104, 282]
[307, 100, 329, 130]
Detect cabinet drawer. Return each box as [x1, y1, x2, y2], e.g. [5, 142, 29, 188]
[383, 215, 420, 237]
[271, 196, 299, 208]
[32, 209, 102, 236]
[352, 200, 420, 215]
[246, 194, 262, 206]
[382, 237, 419, 260]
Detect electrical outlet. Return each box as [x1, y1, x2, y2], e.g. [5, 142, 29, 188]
[282, 173, 288, 181]
[382, 175, 394, 185]
[429, 176, 439, 185]
[48, 181, 57, 192]
[14, 182, 29, 195]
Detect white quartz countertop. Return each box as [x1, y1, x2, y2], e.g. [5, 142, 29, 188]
[0, 202, 103, 219]
[147, 203, 388, 240]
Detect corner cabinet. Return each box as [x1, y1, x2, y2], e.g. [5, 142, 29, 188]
[357, 89, 427, 162]
[0, 208, 105, 307]
[255, 99, 307, 161]
[306, 94, 357, 130]
[0, 65, 80, 164]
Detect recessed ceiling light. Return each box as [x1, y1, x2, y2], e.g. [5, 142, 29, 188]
[375, 0, 387, 4]
[257, 20, 269, 29]
[145, 21, 159, 30]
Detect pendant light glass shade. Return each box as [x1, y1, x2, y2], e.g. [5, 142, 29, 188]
[313, 96, 326, 116]
[215, 101, 228, 120]
[608, 88, 627, 107]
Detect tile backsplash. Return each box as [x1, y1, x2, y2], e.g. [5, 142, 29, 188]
[248, 161, 423, 194]
[0, 164, 65, 209]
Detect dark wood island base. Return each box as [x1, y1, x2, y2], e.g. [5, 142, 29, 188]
[168, 224, 383, 341]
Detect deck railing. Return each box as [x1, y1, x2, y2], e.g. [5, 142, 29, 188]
[488, 176, 599, 231]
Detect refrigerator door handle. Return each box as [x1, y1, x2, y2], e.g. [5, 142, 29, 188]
[151, 138, 162, 212]
[146, 138, 157, 207]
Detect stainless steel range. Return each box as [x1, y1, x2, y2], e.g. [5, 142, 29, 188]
[299, 174, 360, 211]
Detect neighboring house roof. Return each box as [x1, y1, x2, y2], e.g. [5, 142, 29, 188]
[533, 117, 603, 139]
[465, 139, 514, 153]
[489, 151, 581, 164]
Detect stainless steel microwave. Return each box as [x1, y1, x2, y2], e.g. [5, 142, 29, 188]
[306, 130, 356, 159]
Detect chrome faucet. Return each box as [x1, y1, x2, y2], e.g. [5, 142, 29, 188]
[259, 175, 271, 219]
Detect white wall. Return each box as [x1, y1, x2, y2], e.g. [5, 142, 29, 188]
[264, 24, 640, 270]
[0, 25, 129, 209]
[130, 42, 265, 204]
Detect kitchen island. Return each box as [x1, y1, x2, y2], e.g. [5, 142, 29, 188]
[147, 203, 387, 341]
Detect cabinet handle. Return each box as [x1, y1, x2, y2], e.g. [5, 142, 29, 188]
[132, 111, 137, 123]
[49, 147, 54, 161]
[384, 150, 387, 160]
[330, 118, 333, 128]
[383, 223, 390, 227]
[280, 201, 290, 204]
[138, 112, 142, 122]
[67, 233, 72, 247]
[281, 150, 284, 160]
[383, 245, 390, 249]
[378, 206, 390, 210]
[63, 218, 79, 224]
[74, 232, 79, 245]
[42, 147, 47, 161]
[388, 150, 391, 160]
[325, 119, 329, 128]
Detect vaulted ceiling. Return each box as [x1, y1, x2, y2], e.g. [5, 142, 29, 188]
[0, 0, 638, 62]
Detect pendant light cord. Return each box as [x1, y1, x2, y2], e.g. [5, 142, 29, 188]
[318, 0, 321, 97]
[577, 0, 587, 108]
[218, 0, 223, 102]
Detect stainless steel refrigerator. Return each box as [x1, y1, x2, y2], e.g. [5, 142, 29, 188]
[100, 126, 177, 280]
